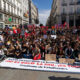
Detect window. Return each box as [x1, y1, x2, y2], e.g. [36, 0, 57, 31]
[15, 0, 17, 6]
[62, 0, 67, 6]
[6, 3, 8, 11]
[77, 7, 80, 13]
[70, 7, 74, 13]
[10, 5, 11, 13]
[19, 10, 20, 16]
[63, 0, 66, 3]
[13, 7, 15, 14]
[63, 8, 66, 13]
[12, 0, 13, 3]
[0, 14, 3, 20]
[77, 0, 80, 3]
[1, 0, 4, 10]
[15, 8, 17, 15]
[0, 23, 3, 28]
[77, 0, 80, 4]
[71, 0, 74, 3]
[8, 5, 10, 12]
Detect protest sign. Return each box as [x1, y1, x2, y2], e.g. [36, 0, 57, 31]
[51, 35, 57, 39]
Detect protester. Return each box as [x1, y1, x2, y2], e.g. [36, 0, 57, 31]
[0, 24, 79, 62]
[0, 46, 6, 60]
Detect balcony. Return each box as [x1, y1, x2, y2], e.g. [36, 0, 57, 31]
[69, 11, 80, 16]
[62, 3, 67, 6]
[77, 1, 80, 5]
[69, 12, 75, 15]
[61, 12, 67, 15]
[0, 8, 5, 13]
[0, 6, 1, 10]
[76, 12, 80, 16]
[69, 2, 76, 5]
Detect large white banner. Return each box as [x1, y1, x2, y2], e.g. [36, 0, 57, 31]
[0, 58, 80, 73]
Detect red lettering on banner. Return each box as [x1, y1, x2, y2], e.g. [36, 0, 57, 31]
[44, 64, 51, 66]
[21, 62, 28, 64]
[50, 64, 55, 67]
[37, 62, 43, 65]
[68, 65, 80, 68]
[58, 64, 66, 67]
[14, 61, 20, 64]
[44, 64, 55, 67]
[31, 62, 35, 65]
[5, 60, 13, 63]
[21, 62, 35, 65]
[73, 66, 80, 68]
[68, 65, 72, 68]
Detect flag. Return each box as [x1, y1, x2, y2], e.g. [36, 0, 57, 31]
[63, 22, 67, 28]
[77, 35, 79, 41]
[52, 26, 55, 29]
[27, 11, 29, 14]
[55, 24, 57, 29]
[67, 24, 69, 29]
[13, 29, 17, 34]
[56, 24, 58, 30]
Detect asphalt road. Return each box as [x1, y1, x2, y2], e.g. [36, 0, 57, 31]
[0, 68, 80, 80]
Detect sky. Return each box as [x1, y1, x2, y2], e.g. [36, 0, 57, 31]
[32, 0, 53, 25]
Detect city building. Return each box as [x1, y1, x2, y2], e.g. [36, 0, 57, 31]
[0, 0, 22, 28]
[48, 0, 80, 27]
[31, 1, 39, 24]
[29, 0, 39, 24]
[0, 0, 39, 28]
[46, 6, 54, 27]
[22, 0, 29, 24]
[0, 0, 30, 28]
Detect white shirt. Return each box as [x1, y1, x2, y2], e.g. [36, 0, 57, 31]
[0, 49, 4, 55]
[0, 35, 4, 42]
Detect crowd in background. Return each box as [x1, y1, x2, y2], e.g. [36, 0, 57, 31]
[0, 25, 80, 61]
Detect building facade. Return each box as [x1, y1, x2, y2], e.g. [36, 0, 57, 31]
[31, 1, 39, 24]
[0, 0, 29, 28]
[28, 0, 39, 24]
[48, 0, 80, 27]
[22, 0, 29, 24]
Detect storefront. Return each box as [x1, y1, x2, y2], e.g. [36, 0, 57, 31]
[0, 13, 4, 28]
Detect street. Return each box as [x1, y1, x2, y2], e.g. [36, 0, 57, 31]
[0, 68, 80, 80]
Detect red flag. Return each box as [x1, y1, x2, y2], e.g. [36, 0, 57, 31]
[67, 24, 69, 29]
[77, 35, 79, 41]
[13, 29, 17, 34]
[25, 32, 29, 38]
[17, 28, 21, 34]
[56, 24, 58, 30]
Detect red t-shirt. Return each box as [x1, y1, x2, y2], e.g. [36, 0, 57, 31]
[17, 29, 21, 34]
[33, 53, 41, 60]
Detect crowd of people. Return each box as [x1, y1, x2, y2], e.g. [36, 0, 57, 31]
[0, 25, 80, 61]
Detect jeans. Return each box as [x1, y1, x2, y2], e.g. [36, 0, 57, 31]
[23, 54, 32, 59]
[0, 55, 6, 60]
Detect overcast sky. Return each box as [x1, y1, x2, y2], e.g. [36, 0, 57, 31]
[32, 0, 52, 25]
